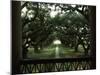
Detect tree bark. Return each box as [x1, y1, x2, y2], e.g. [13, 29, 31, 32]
[34, 45, 39, 53]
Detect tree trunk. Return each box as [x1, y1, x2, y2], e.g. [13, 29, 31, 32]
[84, 49, 88, 56]
[75, 43, 79, 52]
[75, 36, 79, 52]
[34, 45, 39, 53]
[23, 47, 28, 58]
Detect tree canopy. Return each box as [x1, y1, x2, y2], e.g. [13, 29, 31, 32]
[21, 2, 92, 58]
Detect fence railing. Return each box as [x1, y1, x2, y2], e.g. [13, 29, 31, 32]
[19, 57, 93, 74]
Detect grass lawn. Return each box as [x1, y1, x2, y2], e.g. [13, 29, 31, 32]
[27, 44, 85, 59]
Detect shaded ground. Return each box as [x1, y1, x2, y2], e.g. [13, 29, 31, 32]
[27, 44, 85, 59]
